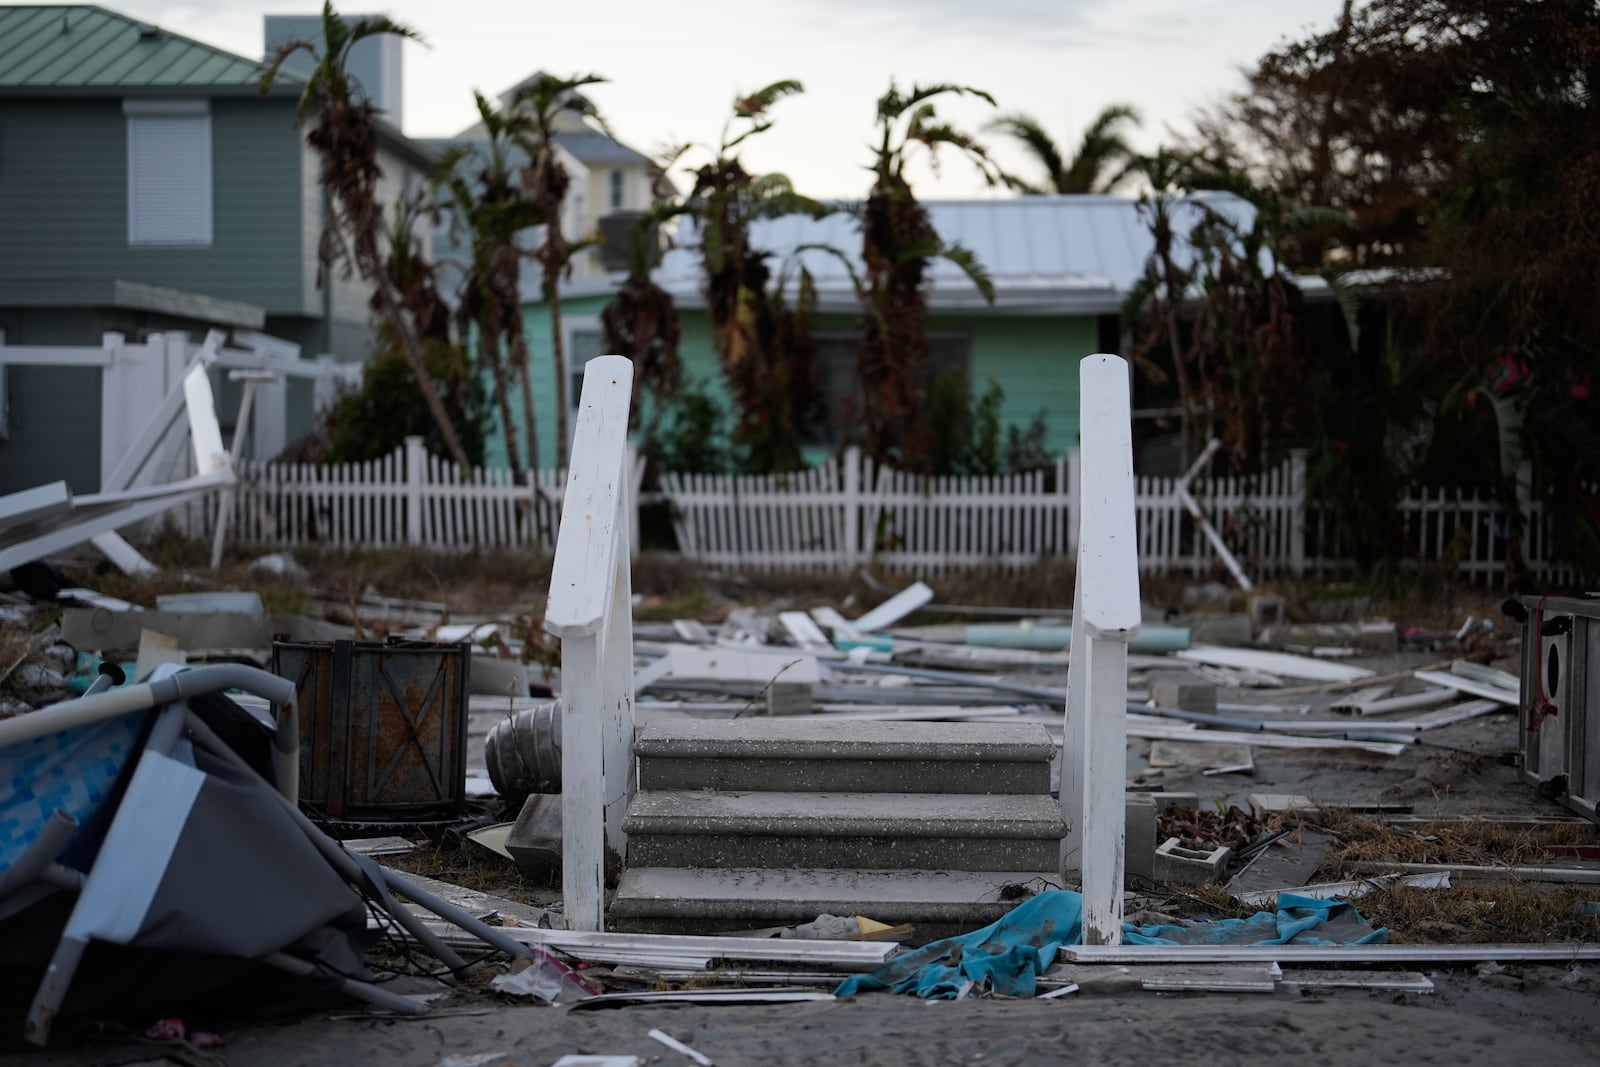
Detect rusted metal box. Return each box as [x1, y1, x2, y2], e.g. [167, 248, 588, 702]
[272, 638, 471, 823]
[1516, 594, 1600, 825]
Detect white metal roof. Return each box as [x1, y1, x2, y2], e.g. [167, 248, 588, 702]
[652, 192, 1257, 316]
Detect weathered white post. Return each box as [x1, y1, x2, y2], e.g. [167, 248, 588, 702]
[1061, 353, 1141, 945]
[544, 355, 636, 932]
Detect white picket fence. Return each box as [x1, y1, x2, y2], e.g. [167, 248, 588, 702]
[213, 436, 583, 553]
[665, 446, 1302, 577]
[197, 439, 1583, 584]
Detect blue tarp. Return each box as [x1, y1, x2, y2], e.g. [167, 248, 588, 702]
[834, 890, 1387, 999]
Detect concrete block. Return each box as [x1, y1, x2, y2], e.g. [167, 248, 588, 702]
[1149, 679, 1218, 714]
[1149, 792, 1199, 814]
[1249, 594, 1287, 630]
[765, 681, 814, 716]
[1249, 793, 1320, 820]
[506, 792, 562, 879]
[1125, 792, 1158, 881]
[1153, 838, 1233, 885]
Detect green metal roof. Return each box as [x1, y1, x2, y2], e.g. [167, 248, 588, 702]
[0, 5, 295, 93]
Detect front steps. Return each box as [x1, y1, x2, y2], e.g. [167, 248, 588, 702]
[609, 719, 1067, 934]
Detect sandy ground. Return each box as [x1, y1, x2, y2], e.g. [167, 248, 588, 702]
[10, 640, 1600, 1065]
[10, 974, 1600, 1067]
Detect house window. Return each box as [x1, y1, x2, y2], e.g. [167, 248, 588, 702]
[608, 169, 624, 211]
[125, 99, 212, 246]
[807, 332, 972, 445]
[568, 327, 608, 429]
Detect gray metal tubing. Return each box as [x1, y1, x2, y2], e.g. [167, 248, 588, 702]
[831, 661, 1067, 703]
[24, 934, 87, 1045]
[144, 705, 188, 756]
[0, 810, 76, 899]
[1129, 703, 1420, 744]
[374, 868, 540, 962]
[262, 952, 430, 1016]
[80, 672, 117, 697]
[0, 664, 298, 749]
[180, 711, 469, 972]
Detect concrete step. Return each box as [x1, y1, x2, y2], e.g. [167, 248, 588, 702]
[609, 866, 1060, 935]
[624, 790, 1066, 871]
[633, 719, 1056, 794]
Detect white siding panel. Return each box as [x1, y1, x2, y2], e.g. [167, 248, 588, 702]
[127, 113, 212, 245]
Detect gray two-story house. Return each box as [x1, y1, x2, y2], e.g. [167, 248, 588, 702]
[0, 4, 434, 493]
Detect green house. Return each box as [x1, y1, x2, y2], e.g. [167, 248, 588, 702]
[501, 195, 1255, 471]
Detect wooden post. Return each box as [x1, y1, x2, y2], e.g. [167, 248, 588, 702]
[1061, 353, 1141, 946]
[404, 436, 425, 547]
[545, 355, 636, 932]
[1288, 448, 1308, 577]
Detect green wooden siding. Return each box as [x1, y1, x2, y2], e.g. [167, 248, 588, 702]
[0, 96, 304, 313]
[495, 298, 1099, 471]
[485, 293, 615, 469]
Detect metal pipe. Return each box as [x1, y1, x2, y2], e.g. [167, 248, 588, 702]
[262, 952, 429, 1015]
[0, 664, 297, 748]
[0, 810, 76, 899]
[181, 711, 469, 972]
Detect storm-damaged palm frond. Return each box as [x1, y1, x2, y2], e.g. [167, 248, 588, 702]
[261, 1, 471, 468]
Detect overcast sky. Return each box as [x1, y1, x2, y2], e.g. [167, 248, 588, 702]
[121, 0, 1340, 198]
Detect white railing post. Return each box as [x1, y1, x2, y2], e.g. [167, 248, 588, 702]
[544, 355, 636, 933]
[404, 435, 425, 546]
[1061, 353, 1141, 946]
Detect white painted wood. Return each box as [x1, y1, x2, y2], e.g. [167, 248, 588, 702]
[778, 611, 834, 653]
[1066, 354, 1140, 948]
[544, 356, 637, 933]
[1412, 670, 1521, 707]
[852, 581, 934, 633]
[1177, 646, 1375, 683]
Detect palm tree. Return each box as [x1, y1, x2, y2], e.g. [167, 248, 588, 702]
[263, 1, 472, 468]
[989, 103, 1142, 194]
[1121, 147, 1203, 466]
[858, 80, 997, 469]
[600, 201, 684, 460]
[441, 91, 544, 481]
[509, 73, 609, 472]
[670, 81, 829, 471]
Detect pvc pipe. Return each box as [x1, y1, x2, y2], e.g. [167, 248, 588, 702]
[964, 625, 1191, 653]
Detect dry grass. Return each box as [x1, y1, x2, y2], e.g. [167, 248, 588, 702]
[380, 839, 557, 900]
[1353, 883, 1600, 944]
[1318, 810, 1597, 872]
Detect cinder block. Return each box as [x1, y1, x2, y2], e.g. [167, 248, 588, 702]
[1150, 792, 1199, 813]
[1153, 837, 1233, 885]
[1149, 679, 1218, 714]
[506, 792, 562, 879]
[1250, 594, 1287, 630]
[1248, 793, 1320, 820]
[1125, 792, 1158, 881]
[766, 681, 814, 716]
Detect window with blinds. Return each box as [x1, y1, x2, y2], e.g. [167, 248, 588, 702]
[125, 100, 213, 246]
